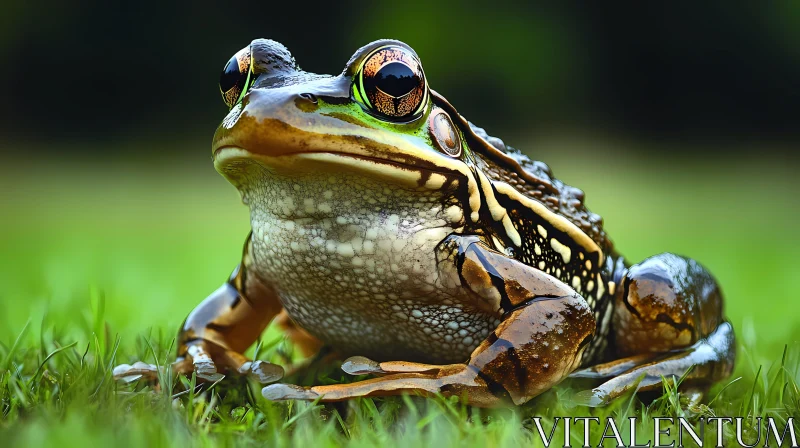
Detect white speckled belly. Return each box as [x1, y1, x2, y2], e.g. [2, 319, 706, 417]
[240, 167, 501, 363]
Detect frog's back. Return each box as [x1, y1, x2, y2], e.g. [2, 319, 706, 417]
[468, 123, 612, 255]
[431, 94, 612, 257]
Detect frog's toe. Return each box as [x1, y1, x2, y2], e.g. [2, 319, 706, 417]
[341, 356, 383, 375]
[113, 361, 160, 383]
[262, 383, 320, 401]
[189, 357, 225, 382]
[243, 360, 284, 384]
[341, 357, 449, 376]
[180, 343, 224, 382]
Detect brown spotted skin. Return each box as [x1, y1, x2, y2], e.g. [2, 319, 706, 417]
[114, 39, 735, 407]
[571, 253, 735, 406]
[614, 253, 723, 355]
[467, 294, 596, 405]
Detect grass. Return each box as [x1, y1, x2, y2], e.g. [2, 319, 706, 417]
[1, 140, 799, 446]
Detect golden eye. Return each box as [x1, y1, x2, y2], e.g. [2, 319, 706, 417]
[356, 46, 428, 120]
[219, 46, 252, 108]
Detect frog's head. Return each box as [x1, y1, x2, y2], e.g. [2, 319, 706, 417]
[212, 39, 485, 219]
[212, 39, 611, 278]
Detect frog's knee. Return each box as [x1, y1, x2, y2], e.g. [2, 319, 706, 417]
[614, 253, 723, 355]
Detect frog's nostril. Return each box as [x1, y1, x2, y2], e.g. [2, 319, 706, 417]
[298, 93, 318, 104]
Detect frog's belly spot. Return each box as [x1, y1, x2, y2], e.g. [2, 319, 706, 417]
[245, 172, 500, 363]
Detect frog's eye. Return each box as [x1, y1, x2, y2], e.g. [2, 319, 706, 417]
[354, 45, 428, 121]
[219, 47, 253, 109]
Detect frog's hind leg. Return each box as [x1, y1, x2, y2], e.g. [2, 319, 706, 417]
[262, 236, 597, 407]
[575, 253, 736, 406]
[574, 322, 734, 406]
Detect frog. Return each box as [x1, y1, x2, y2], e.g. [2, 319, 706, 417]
[114, 39, 735, 407]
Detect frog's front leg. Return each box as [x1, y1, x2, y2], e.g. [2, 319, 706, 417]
[114, 234, 301, 384]
[262, 235, 596, 407]
[573, 253, 736, 406]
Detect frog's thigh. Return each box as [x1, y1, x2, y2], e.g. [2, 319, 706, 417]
[262, 236, 597, 407]
[577, 253, 736, 406]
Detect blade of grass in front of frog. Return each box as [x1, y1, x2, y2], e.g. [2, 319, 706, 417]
[171, 382, 203, 399]
[39, 312, 48, 361]
[774, 344, 789, 403]
[79, 341, 90, 368]
[162, 338, 175, 367]
[244, 374, 259, 407]
[281, 395, 325, 431]
[708, 376, 742, 407]
[89, 333, 121, 399]
[415, 400, 444, 431]
[264, 334, 288, 358]
[182, 371, 198, 423]
[28, 340, 78, 386]
[252, 339, 264, 362]
[197, 389, 220, 429]
[332, 406, 351, 440]
[361, 395, 387, 433]
[1, 320, 30, 370]
[616, 372, 643, 437]
[401, 393, 421, 420]
[145, 335, 174, 399]
[90, 288, 106, 356]
[740, 364, 763, 417]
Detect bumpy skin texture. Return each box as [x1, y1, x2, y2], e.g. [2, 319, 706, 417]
[242, 169, 497, 364]
[114, 39, 735, 407]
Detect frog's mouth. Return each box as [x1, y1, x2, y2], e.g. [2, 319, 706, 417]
[214, 146, 459, 191]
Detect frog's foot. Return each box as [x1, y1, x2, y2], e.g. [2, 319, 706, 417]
[569, 353, 663, 380]
[176, 340, 284, 384]
[262, 364, 476, 403]
[113, 361, 163, 383]
[262, 357, 469, 401]
[573, 322, 734, 407]
[114, 339, 284, 385]
[574, 253, 736, 407]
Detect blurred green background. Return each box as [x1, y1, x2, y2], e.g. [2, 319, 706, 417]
[1, 1, 799, 362]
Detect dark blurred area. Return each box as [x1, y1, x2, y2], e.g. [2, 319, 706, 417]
[1, 1, 798, 154]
